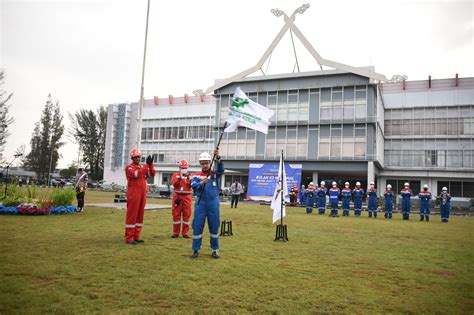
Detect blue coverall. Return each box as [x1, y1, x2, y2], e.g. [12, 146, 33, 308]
[367, 188, 378, 218]
[304, 188, 316, 214]
[400, 189, 412, 220]
[191, 161, 224, 251]
[341, 188, 352, 216]
[317, 187, 327, 214]
[353, 188, 364, 216]
[299, 189, 306, 206]
[328, 187, 340, 217]
[384, 190, 394, 219]
[418, 191, 432, 222]
[439, 192, 451, 223]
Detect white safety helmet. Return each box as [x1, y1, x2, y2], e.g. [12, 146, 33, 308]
[404, 182, 410, 187]
[387, 184, 392, 189]
[423, 184, 429, 189]
[320, 181, 325, 186]
[442, 187, 448, 191]
[309, 182, 314, 187]
[198, 152, 212, 161]
[356, 181, 361, 186]
[370, 181, 375, 186]
[345, 182, 350, 186]
[332, 181, 337, 187]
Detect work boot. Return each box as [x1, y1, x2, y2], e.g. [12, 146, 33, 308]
[211, 250, 220, 259]
[126, 240, 136, 245]
[182, 235, 190, 239]
[135, 239, 144, 244]
[171, 234, 179, 238]
[191, 250, 199, 258]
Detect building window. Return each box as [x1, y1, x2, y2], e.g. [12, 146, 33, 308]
[425, 150, 437, 166]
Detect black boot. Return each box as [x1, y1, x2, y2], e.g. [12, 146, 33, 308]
[191, 250, 199, 258]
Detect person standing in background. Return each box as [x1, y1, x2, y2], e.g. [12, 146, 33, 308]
[230, 180, 243, 209]
[74, 166, 88, 212]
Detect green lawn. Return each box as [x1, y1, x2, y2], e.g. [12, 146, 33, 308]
[0, 191, 473, 314]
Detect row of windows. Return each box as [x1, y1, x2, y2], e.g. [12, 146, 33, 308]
[385, 139, 472, 151]
[384, 150, 474, 168]
[141, 125, 214, 141]
[217, 86, 371, 125]
[140, 150, 205, 165]
[385, 118, 474, 136]
[385, 105, 474, 120]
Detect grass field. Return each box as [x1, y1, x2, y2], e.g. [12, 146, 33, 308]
[1, 191, 473, 314]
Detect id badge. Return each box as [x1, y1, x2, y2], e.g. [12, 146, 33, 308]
[212, 180, 216, 187]
[180, 187, 183, 191]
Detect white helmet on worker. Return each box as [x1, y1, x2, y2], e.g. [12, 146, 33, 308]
[199, 152, 212, 161]
[332, 181, 337, 187]
[442, 187, 448, 191]
[423, 184, 429, 189]
[309, 182, 314, 187]
[404, 182, 410, 187]
[356, 181, 361, 186]
[387, 184, 392, 189]
[320, 181, 325, 186]
[345, 182, 350, 187]
[370, 181, 375, 186]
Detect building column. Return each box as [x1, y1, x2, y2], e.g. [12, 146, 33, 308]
[431, 178, 438, 196]
[379, 177, 386, 191]
[221, 174, 226, 190]
[312, 172, 319, 186]
[367, 161, 375, 189]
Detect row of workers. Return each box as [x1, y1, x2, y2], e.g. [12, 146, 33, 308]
[289, 182, 452, 222]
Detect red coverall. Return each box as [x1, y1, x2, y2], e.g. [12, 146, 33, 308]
[171, 172, 193, 236]
[125, 162, 156, 241]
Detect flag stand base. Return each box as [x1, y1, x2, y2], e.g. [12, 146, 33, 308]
[274, 224, 288, 241]
[220, 220, 233, 236]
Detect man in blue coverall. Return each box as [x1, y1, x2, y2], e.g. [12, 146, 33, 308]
[384, 184, 394, 219]
[367, 181, 378, 218]
[418, 184, 432, 222]
[353, 181, 364, 217]
[191, 148, 224, 259]
[400, 182, 412, 220]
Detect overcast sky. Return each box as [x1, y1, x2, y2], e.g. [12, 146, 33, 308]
[1, 0, 473, 168]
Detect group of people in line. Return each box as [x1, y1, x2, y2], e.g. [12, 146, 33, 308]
[290, 181, 452, 223]
[124, 147, 224, 259]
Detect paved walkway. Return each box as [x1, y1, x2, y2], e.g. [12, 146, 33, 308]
[86, 203, 171, 210]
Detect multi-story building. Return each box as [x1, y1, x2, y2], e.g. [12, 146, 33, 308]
[103, 95, 216, 186]
[103, 74, 474, 198]
[380, 76, 474, 197]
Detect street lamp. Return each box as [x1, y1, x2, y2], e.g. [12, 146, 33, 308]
[4, 153, 23, 197]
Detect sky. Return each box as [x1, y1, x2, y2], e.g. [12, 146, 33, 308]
[1, 0, 473, 168]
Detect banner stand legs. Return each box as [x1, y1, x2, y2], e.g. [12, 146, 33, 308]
[220, 220, 233, 236]
[274, 224, 288, 241]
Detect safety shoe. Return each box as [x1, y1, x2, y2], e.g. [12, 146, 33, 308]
[135, 239, 145, 244]
[211, 250, 220, 259]
[182, 235, 190, 239]
[171, 234, 179, 238]
[126, 240, 136, 245]
[191, 251, 199, 258]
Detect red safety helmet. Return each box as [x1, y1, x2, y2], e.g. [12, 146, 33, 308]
[130, 148, 141, 158]
[179, 159, 189, 169]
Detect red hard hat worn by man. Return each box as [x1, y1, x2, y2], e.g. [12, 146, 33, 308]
[171, 159, 193, 238]
[124, 148, 156, 244]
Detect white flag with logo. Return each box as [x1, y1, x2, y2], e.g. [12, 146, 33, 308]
[271, 153, 289, 223]
[224, 87, 275, 134]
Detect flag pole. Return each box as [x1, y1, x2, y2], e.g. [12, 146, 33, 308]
[280, 150, 284, 227]
[197, 121, 227, 205]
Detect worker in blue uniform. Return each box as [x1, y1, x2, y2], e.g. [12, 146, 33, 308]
[352, 181, 364, 217]
[439, 187, 451, 223]
[328, 181, 340, 217]
[341, 182, 352, 216]
[190, 149, 224, 259]
[317, 181, 327, 215]
[367, 181, 378, 218]
[400, 182, 412, 220]
[418, 184, 432, 222]
[304, 182, 316, 214]
[298, 185, 306, 206]
[384, 184, 394, 219]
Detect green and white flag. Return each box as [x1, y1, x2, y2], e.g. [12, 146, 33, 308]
[224, 87, 275, 134]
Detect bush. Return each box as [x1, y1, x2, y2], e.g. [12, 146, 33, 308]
[49, 187, 76, 207]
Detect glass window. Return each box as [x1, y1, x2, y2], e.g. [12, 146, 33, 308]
[141, 128, 146, 140]
[342, 139, 354, 157]
[268, 92, 277, 106]
[154, 128, 160, 140]
[463, 182, 474, 198]
[354, 142, 365, 157]
[450, 181, 462, 197]
[355, 104, 366, 119]
[343, 86, 354, 101]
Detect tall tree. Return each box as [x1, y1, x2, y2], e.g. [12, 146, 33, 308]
[24, 94, 64, 182]
[0, 69, 14, 161]
[69, 106, 107, 180]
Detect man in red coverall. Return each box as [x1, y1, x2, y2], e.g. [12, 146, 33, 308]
[124, 148, 156, 245]
[171, 159, 193, 238]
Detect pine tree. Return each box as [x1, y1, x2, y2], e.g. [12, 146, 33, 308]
[69, 106, 107, 181]
[24, 95, 64, 182]
[0, 69, 14, 161]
